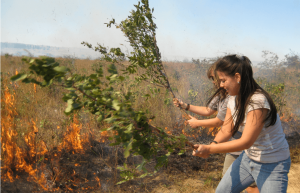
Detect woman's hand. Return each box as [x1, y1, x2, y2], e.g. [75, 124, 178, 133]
[192, 144, 210, 158]
[187, 115, 199, 128]
[173, 98, 187, 109]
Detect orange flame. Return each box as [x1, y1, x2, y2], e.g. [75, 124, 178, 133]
[95, 176, 101, 188]
[1, 76, 103, 191]
[165, 127, 172, 134]
[34, 84, 37, 93]
[280, 113, 294, 122]
[1, 84, 49, 188]
[57, 115, 90, 153]
[100, 131, 109, 143]
[208, 127, 221, 136]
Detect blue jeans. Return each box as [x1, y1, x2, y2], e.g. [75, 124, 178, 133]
[216, 151, 291, 193]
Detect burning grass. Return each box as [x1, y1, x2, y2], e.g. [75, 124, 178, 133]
[1, 90, 299, 192]
[0, 79, 116, 192]
[0, 72, 220, 192]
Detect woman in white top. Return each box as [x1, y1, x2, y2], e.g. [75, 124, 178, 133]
[175, 62, 257, 193]
[193, 54, 290, 193]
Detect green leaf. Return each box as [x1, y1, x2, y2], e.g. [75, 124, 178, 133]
[105, 116, 116, 123]
[29, 59, 35, 64]
[97, 114, 104, 122]
[136, 158, 146, 171]
[116, 180, 127, 185]
[37, 156, 44, 164]
[124, 138, 133, 158]
[67, 99, 74, 105]
[65, 99, 74, 113]
[89, 74, 97, 79]
[156, 155, 168, 169]
[65, 105, 73, 114]
[108, 63, 118, 74]
[109, 74, 118, 82]
[72, 102, 82, 109]
[119, 76, 125, 81]
[10, 73, 27, 81]
[138, 173, 148, 178]
[54, 66, 69, 73]
[125, 124, 133, 133]
[112, 100, 120, 110]
[178, 149, 185, 156]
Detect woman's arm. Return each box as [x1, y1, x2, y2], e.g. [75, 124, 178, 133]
[188, 105, 216, 116]
[188, 116, 223, 128]
[211, 108, 234, 143]
[173, 98, 216, 116]
[193, 108, 268, 157]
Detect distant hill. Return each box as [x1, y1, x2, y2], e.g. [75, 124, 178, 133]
[1, 42, 263, 65]
[1, 42, 101, 59]
[2, 42, 54, 50]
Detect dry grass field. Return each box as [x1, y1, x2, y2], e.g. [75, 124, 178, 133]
[1, 55, 300, 192]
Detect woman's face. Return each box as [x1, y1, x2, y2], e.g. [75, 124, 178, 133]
[217, 71, 240, 96]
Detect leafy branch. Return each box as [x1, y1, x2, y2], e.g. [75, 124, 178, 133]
[11, 55, 193, 182]
[82, 0, 189, 118]
[11, 0, 195, 183]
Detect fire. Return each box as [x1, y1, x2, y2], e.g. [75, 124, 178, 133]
[280, 113, 293, 122]
[180, 129, 195, 139]
[1, 85, 47, 187]
[2, 68, 106, 192]
[57, 116, 89, 152]
[1, 85, 19, 181]
[100, 130, 109, 143]
[165, 127, 172, 134]
[99, 130, 117, 143]
[208, 127, 220, 136]
[180, 124, 219, 138]
[95, 176, 101, 188]
[34, 84, 37, 93]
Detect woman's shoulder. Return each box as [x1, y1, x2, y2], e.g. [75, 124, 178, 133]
[251, 91, 268, 102]
[227, 95, 236, 109]
[249, 91, 270, 110]
[228, 95, 235, 102]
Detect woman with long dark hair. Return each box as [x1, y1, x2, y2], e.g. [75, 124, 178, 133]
[193, 55, 290, 193]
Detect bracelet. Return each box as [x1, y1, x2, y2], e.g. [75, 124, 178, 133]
[211, 141, 218, 144]
[185, 104, 190, 111]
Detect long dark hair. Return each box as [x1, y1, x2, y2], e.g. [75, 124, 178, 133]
[206, 62, 227, 107]
[215, 54, 277, 136]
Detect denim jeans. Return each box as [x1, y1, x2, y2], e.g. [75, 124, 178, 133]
[215, 151, 291, 193]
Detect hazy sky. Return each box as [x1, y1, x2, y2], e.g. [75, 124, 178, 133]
[1, 0, 300, 62]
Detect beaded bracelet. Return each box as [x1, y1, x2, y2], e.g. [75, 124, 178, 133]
[185, 104, 190, 111]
